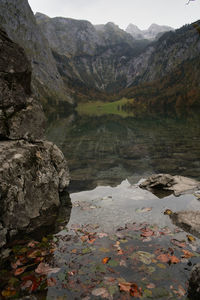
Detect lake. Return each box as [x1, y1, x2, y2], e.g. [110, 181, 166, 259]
[47, 104, 200, 193]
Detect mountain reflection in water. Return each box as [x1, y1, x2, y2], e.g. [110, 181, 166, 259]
[46, 109, 200, 193]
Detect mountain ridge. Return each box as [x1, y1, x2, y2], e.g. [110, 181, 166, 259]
[126, 23, 174, 40]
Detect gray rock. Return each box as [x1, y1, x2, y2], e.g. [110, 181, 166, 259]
[188, 263, 200, 299]
[0, 28, 70, 249]
[170, 211, 200, 238]
[0, 0, 72, 106]
[140, 173, 200, 196]
[0, 28, 45, 140]
[0, 140, 70, 242]
[126, 23, 174, 40]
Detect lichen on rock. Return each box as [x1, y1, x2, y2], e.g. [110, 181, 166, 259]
[0, 28, 70, 248]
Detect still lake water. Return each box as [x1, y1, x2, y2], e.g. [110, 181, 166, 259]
[1, 108, 200, 299]
[47, 108, 200, 193]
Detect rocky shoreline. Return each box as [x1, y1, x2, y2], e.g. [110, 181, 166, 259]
[0, 28, 70, 249]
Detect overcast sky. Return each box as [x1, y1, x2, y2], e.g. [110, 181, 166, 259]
[28, 0, 200, 30]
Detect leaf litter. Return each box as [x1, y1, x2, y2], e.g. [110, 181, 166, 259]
[0, 220, 200, 299]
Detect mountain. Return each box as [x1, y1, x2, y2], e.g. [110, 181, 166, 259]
[0, 0, 73, 110]
[0, 0, 199, 111]
[35, 13, 150, 95]
[126, 23, 174, 40]
[36, 12, 200, 103]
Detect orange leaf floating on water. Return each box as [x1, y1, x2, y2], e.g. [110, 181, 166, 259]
[157, 254, 170, 263]
[88, 238, 96, 244]
[14, 267, 26, 276]
[182, 249, 195, 258]
[102, 257, 111, 264]
[118, 282, 132, 293]
[71, 249, 77, 254]
[171, 239, 186, 248]
[141, 228, 154, 237]
[170, 255, 180, 264]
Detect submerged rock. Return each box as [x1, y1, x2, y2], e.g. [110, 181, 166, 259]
[0, 28, 70, 248]
[188, 263, 200, 300]
[170, 211, 200, 238]
[140, 173, 200, 196]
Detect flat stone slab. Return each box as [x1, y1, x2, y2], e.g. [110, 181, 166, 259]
[140, 173, 200, 196]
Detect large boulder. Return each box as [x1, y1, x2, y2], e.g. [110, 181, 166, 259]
[0, 28, 70, 248]
[0, 140, 69, 248]
[140, 174, 200, 196]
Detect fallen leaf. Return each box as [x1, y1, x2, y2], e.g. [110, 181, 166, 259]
[1, 287, 17, 297]
[147, 283, 156, 289]
[97, 233, 108, 238]
[171, 239, 186, 248]
[47, 277, 57, 287]
[157, 254, 170, 263]
[130, 283, 142, 297]
[136, 207, 152, 213]
[92, 287, 109, 298]
[14, 267, 26, 276]
[120, 260, 127, 267]
[164, 209, 173, 215]
[35, 263, 60, 275]
[102, 257, 111, 264]
[170, 255, 180, 264]
[118, 281, 132, 293]
[27, 249, 41, 259]
[11, 259, 22, 269]
[141, 228, 154, 237]
[187, 235, 196, 242]
[27, 241, 39, 248]
[182, 249, 195, 258]
[117, 249, 124, 255]
[71, 249, 77, 254]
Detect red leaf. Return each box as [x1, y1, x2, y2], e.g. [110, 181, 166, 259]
[14, 267, 26, 276]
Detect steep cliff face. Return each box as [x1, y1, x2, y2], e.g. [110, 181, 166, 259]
[0, 0, 73, 108]
[36, 13, 149, 93]
[125, 21, 200, 87]
[36, 12, 200, 98]
[0, 28, 70, 248]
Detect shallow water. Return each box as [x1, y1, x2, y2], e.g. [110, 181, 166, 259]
[1, 109, 200, 299]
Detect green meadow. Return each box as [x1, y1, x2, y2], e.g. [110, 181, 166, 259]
[76, 98, 135, 117]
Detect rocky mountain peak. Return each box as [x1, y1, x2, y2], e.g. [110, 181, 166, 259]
[126, 22, 174, 40]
